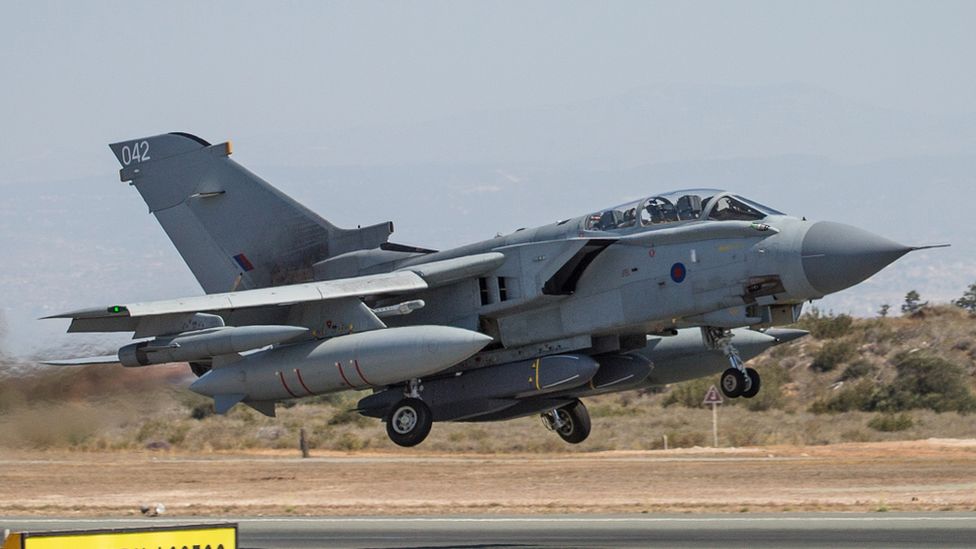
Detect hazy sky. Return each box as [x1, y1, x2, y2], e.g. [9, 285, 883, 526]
[2, 1, 975, 183]
[2, 1, 975, 357]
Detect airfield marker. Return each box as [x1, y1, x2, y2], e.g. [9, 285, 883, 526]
[702, 385, 723, 447]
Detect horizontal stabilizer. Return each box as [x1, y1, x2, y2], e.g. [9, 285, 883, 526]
[42, 355, 119, 366]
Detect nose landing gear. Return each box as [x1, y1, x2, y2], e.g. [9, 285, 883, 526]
[705, 327, 762, 399]
[740, 367, 761, 398]
[720, 367, 747, 398]
[720, 366, 761, 398]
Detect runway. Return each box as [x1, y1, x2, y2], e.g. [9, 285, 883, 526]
[4, 514, 976, 548]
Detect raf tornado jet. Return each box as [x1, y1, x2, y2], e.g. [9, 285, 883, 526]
[46, 132, 940, 447]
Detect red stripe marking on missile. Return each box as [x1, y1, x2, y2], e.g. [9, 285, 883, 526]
[336, 361, 356, 388]
[277, 371, 299, 398]
[352, 360, 372, 386]
[294, 368, 315, 396]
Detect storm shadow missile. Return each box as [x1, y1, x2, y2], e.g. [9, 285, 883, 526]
[636, 327, 808, 385]
[357, 354, 601, 421]
[118, 325, 309, 367]
[189, 325, 493, 410]
[569, 353, 654, 397]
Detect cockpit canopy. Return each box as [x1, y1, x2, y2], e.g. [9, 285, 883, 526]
[583, 189, 784, 232]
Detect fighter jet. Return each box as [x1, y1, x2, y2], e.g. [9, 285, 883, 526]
[46, 132, 940, 447]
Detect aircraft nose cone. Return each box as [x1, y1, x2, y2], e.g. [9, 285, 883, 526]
[801, 221, 912, 295]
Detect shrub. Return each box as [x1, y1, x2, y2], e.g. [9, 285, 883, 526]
[810, 340, 856, 372]
[839, 359, 876, 382]
[868, 413, 914, 432]
[726, 425, 763, 447]
[662, 377, 718, 408]
[813, 353, 976, 414]
[663, 430, 707, 448]
[872, 353, 976, 413]
[902, 290, 927, 315]
[840, 429, 872, 442]
[954, 283, 976, 314]
[797, 308, 853, 339]
[742, 364, 791, 411]
[809, 380, 876, 414]
[190, 402, 214, 420]
[334, 431, 367, 451]
[328, 408, 371, 427]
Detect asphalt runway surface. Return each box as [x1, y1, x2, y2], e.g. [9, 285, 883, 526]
[4, 514, 976, 548]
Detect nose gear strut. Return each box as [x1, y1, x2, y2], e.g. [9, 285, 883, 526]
[703, 327, 761, 399]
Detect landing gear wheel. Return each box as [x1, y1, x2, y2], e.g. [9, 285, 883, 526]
[720, 368, 746, 398]
[386, 398, 432, 447]
[740, 368, 761, 399]
[549, 400, 591, 444]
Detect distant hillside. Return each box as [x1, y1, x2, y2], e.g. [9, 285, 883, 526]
[666, 305, 976, 414]
[1, 306, 974, 452]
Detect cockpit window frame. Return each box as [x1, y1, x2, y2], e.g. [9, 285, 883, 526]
[582, 189, 783, 233]
[702, 193, 772, 222]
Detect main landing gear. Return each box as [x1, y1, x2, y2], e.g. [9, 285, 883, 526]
[704, 327, 762, 399]
[386, 379, 433, 447]
[542, 399, 591, 444]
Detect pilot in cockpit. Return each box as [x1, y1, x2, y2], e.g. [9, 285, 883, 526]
[676, 195, 703, 220]
[644, 197, 678, 224]
[619, 208, 637, 228]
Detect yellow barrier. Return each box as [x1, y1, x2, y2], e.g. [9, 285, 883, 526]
[2, 523, 236, 549]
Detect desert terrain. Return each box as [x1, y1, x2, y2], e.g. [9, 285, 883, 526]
[1, 439, 974, 516]
[2, 308, 975, 517]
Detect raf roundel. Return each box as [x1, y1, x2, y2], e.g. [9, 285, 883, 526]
[670, 262, 687, 283]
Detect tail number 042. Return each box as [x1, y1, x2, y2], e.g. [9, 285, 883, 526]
[120, 140, 151, 165]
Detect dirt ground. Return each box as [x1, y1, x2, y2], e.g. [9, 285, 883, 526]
[1, 439, 974, 516]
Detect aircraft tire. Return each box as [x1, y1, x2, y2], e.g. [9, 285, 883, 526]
[555, 399, 591, 444]
[720, 368, 746, 398]
[740, 368, 761, 398]
[386, 398, 433, 447]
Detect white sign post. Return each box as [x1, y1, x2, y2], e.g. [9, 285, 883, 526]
[702, 385, 723, 447]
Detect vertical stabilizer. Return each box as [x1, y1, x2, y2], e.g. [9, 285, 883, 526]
[109, 133, 393, 293]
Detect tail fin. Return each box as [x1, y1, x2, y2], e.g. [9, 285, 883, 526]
[109, 132, 392, 293]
